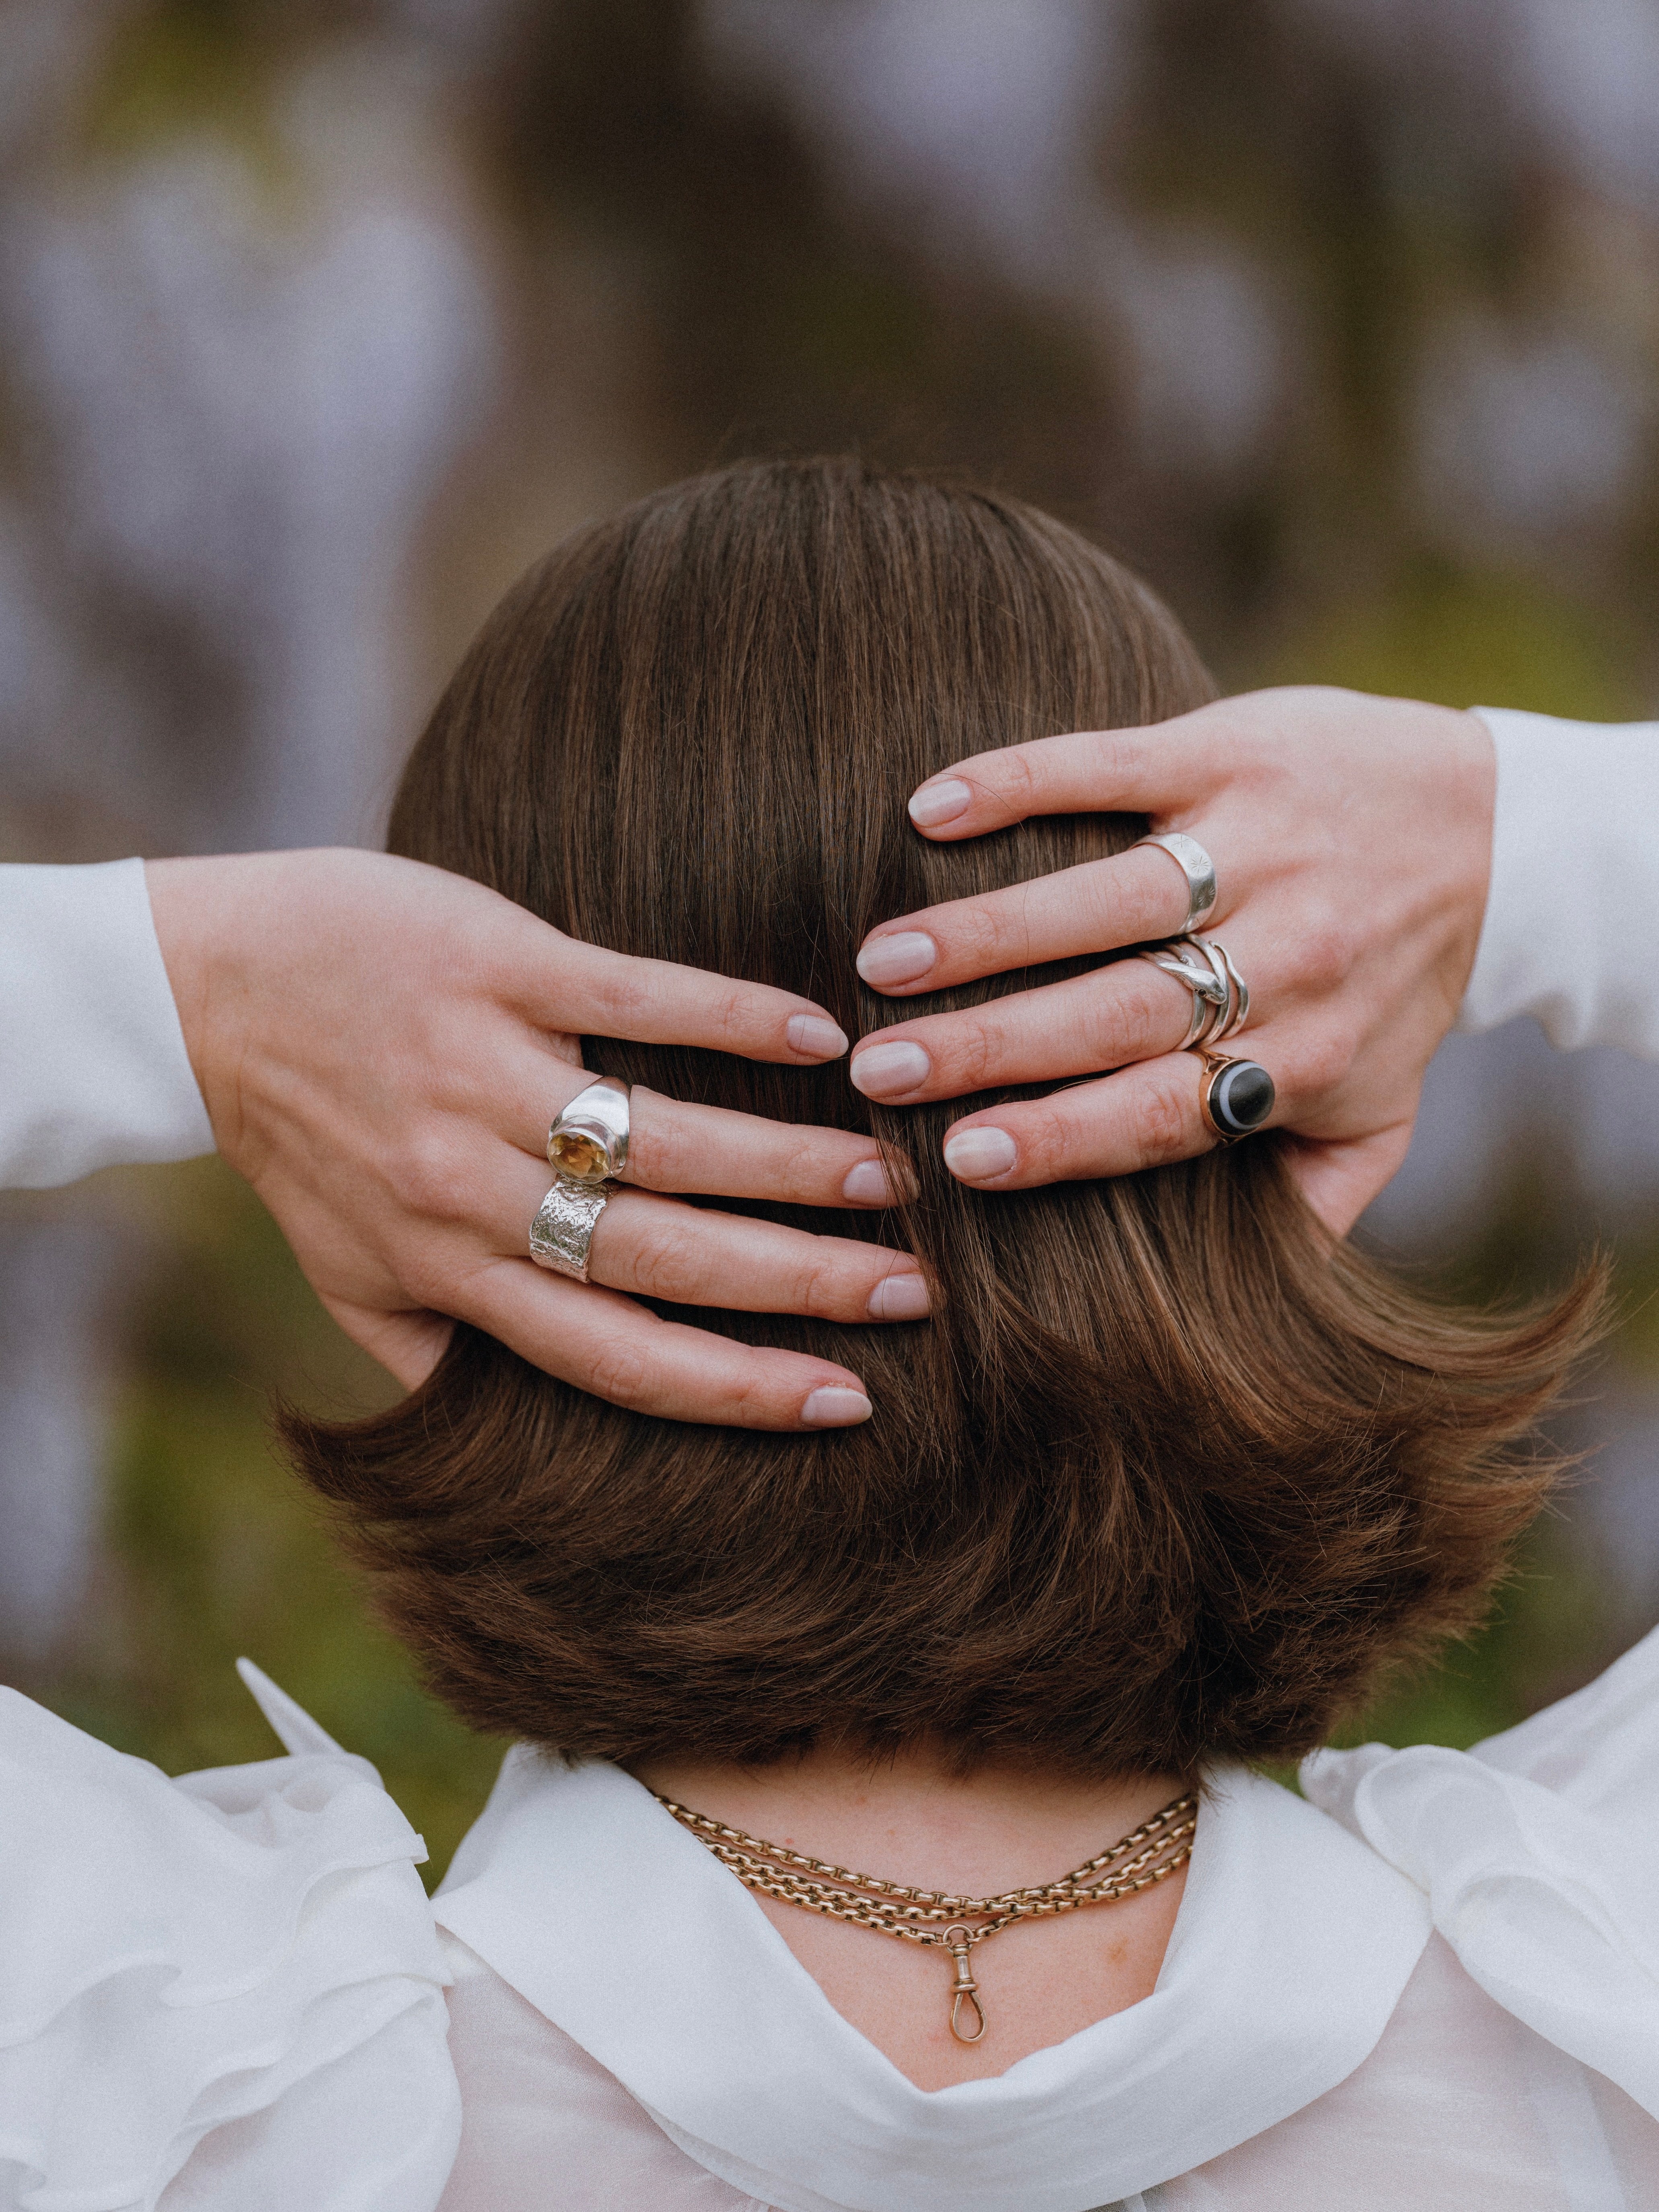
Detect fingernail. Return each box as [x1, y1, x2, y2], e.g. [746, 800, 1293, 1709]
[787, 1012, 850, 1060]
[856, 931, 938, 988]
[908, 777, 973, 828]
[842, 1158, 896, 1204]
[868, 1271, 931, 1320]
[943, 1126, 1018, 1183]
[802, 1385, 874, 1427]
[849, 1040, 931, 1098]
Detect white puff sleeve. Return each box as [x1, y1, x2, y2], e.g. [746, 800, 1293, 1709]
[0, 1663, 460, 2211]
[1462, 709, 1659, 1059]
[0, 858, 214, 1190]
[1301, 1623, 1659, 2120]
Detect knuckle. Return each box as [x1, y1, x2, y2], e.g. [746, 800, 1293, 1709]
[957, 900, 1018, 971]
[396, 1132, 475, 1225]
[953, 1018, 1003, 1094]
[590, 965, 652, 1032]
[1293, 1026, 1355, 1097]
[617, 1217, 700, 1303]
[1010, 1103, 1072, 1182]
[580, 1335, 653, 1409]
[1130, 1075, 1194, 1167]
[397, 1250, 456, 1313]
[708, 986, 752, 1048]
[1295, 905, 1358, 993]
[1079, 865, 1124, 942]
[1001, 748, 1040, 816]
[1083, 729, 1131, 789]
[1081, 979, 1160, 1067]
[776, 1131, 823, 1200]
[798, 1254, 854, 1319]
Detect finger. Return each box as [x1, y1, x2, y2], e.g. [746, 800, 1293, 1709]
[849, 958, 1200, 1104]
[499, 1063, 915, 1207]
[322, 1297, 456, 1391]
[497, 1153, 929, 1322]
[1284, 1122, 1416, 1237]
[855, 848, 1208, 995]
[622, 1089, 915, 1207]
[905, 718, 1221, 842]
[466, 1261, 877, 1429]
[935, 1055, 1231, 1188]
[586, 1189, 931, 1321]
[528, 935, 851, 1065]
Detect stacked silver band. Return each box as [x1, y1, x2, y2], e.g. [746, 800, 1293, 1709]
[530, 1075, 631, 1283]
[1138, 935, 1250, 1049]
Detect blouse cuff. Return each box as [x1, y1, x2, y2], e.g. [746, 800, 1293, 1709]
[0, 858, 215, 1189]
[1459, 708, 1659, 1060]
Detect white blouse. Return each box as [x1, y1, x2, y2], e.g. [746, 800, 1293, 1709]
[1, 708, 1657, 2211]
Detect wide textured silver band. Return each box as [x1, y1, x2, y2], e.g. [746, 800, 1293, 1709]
[529, 1173, 611, 1282]
[1133, 831, 1218, 933]
[1138, 933, 1251, 1049]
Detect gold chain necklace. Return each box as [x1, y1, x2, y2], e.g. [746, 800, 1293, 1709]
[655, 1788, 1197, 2044]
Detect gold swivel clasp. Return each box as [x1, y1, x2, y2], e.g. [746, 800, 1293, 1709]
[944, 1926, 986, 2044]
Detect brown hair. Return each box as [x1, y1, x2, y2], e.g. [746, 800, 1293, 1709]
[283, 458, 1596, 1778]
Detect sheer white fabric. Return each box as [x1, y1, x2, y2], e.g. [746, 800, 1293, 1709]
[430, 1750, 1433, 2212]
[434, 1930, 1659, 2212]
[0, 1665, 458, 2212]
[4, 1601, 1659, 2211]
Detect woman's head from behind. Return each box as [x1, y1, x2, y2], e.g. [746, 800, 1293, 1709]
[285, 458, 1591, 1780]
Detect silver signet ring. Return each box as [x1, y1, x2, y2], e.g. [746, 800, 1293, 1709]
[547, 1076, 631, 1184]
[1133, 832, 1218, 933]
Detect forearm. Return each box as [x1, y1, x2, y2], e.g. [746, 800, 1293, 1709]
[0, 859, 214, 1190]
[1461, 710, 1659, 1059]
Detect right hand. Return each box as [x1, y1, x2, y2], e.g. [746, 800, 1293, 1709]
[848, 687, 1495, 1233]
[148, 849, 923, 1430]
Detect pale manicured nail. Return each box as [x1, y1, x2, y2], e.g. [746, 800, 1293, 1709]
[842, 1158, 896, 1204]
[849, 1040, 932, 1098]
[908, 778, 973, 829]
[787, 1012, 850, 1060]
[943, 1126, 1018, 1183]
[868, 1271, 931, 1320]
[856, 931, 938, 988]
[802, 1385, 874, 1427]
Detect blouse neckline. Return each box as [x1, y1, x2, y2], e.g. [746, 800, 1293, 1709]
[434, 1750, 1432, 2212]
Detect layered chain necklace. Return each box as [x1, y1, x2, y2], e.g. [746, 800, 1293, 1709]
[655, 1788, 1197, 2044]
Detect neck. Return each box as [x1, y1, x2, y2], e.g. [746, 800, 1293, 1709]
[633, 1739, 1192, 2087]
[634, 1740, 1187, 1895]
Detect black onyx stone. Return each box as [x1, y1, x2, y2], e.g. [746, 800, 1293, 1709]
[1212, 1061, 1275, 1135]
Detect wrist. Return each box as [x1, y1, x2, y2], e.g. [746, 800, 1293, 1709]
[144, 857, 219, 1095]
[1433, 704, 1498, 1003]
[144, 854, 275, 1155]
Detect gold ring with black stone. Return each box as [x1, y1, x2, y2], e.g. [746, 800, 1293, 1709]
[1196, 1051, 1275, 1145]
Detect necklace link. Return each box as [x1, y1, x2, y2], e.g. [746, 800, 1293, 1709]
[656, 1789, 1197, 2044]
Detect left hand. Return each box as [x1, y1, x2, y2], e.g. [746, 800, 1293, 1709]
[845, 686, 1495, 1233]
[148, 848, 921, 1428]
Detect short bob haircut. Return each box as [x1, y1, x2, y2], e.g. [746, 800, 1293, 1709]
[284, 458, 1596, 1780]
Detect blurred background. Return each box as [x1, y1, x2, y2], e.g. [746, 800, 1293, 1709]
[4, 0, 1659, 1877]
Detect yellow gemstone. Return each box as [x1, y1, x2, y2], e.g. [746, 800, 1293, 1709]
[550, 1128, 610, 1180]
